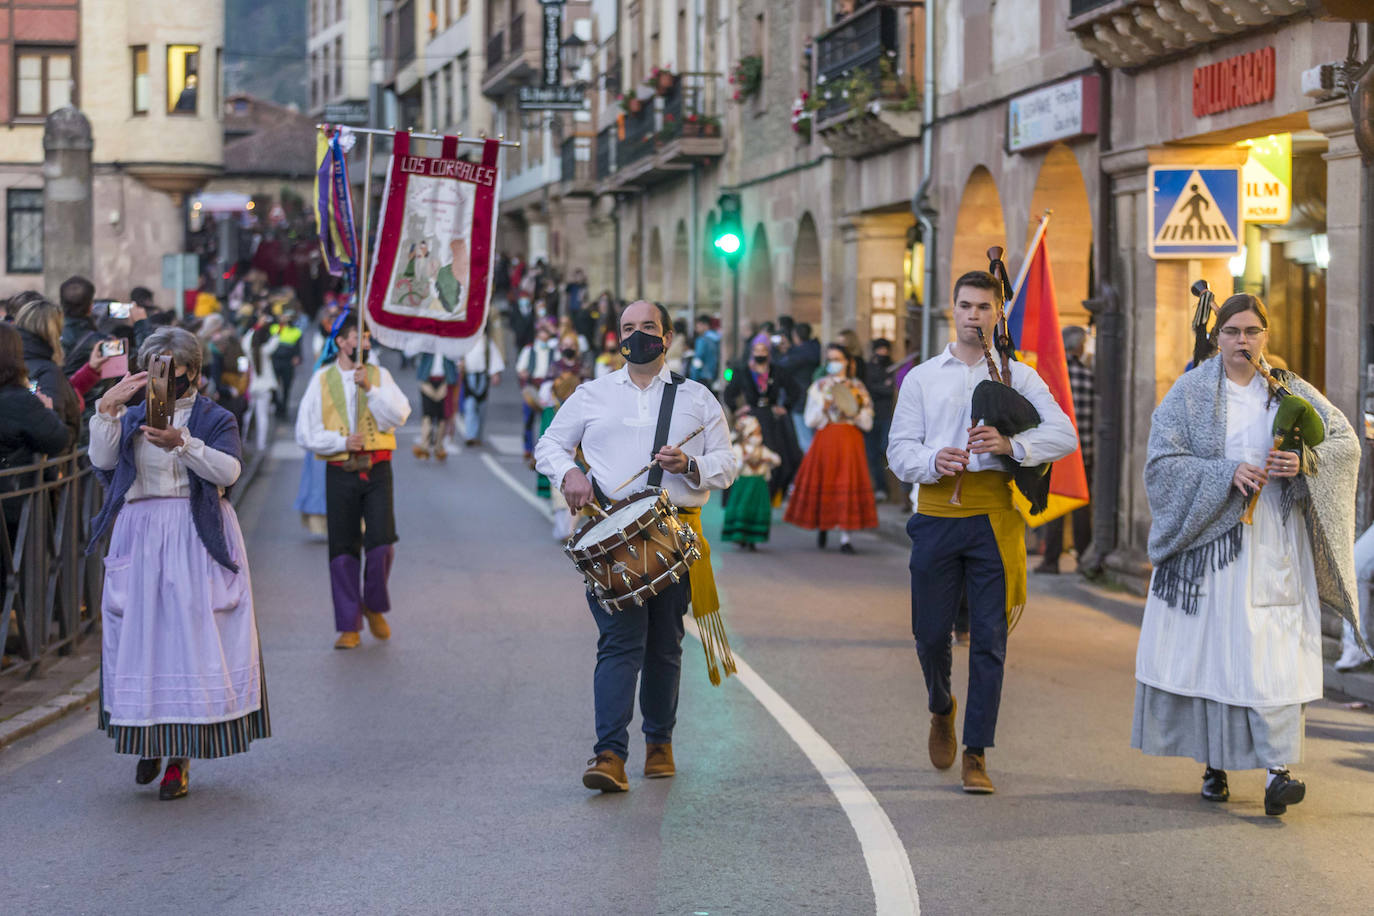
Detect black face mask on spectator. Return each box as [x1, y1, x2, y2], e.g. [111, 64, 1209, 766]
[561, 348, 578, 360]
[751, 355, 768, 366]
[174, 373, 193, 399]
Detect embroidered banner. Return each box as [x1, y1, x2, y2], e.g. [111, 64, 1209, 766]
[365, 132, 503, 359]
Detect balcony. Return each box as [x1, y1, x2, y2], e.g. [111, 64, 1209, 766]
[483, 12, 537, 96]
[597, 73, 725, 192]
[558, 135, 595, 197]
[595, 126, 614, 181]
[812, 3, 921, 158]
[1067, 0, 1309, 69]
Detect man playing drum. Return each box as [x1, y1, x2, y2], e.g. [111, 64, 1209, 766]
[535, 300, 736, 793]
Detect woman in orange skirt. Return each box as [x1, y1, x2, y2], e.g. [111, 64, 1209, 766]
[784, 343, 878, 552]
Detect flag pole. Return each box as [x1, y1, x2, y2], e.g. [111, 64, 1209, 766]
[1005, 209, 1053, 322]
[357, 130, 375, 345]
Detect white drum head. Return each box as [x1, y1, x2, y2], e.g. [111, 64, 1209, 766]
[577, 495, 660, 545]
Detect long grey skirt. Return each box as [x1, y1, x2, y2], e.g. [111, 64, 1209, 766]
[1131, 682, 1305, 770]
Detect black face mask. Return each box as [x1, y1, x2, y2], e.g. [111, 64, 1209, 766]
[561, 348, 578, 360]
[751, 355, 768, 366]
[174, 374, 193, 399]
[620, 330, 666, 365]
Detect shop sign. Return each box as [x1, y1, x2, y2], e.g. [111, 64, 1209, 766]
[1241, 133, 1291, 223]
[322, 99, 369, 126]
[1193, 47, 1275, 118]
[1006, 74, 1100, 153]
[518, 85, 586, 111]
[541, 0, 565, 88]
[1148, 166, 1243, 259]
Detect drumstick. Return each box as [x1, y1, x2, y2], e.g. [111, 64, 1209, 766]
[609, 424, 707, 494]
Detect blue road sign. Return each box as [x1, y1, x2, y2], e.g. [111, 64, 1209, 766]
[1147, 166, 1243, 259]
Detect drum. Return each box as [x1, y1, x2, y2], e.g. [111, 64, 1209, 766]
[830, 380, 860, 420]
[520, 384, 541, 409]
[564, 489, 700, 611]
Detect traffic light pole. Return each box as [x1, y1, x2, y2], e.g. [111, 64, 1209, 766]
[728, 263, 740, 370]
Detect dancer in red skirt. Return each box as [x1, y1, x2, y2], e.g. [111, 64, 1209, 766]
[784, 343, 878, 552]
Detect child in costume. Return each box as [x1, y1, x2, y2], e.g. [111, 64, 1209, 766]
[723, 414, 780, 551]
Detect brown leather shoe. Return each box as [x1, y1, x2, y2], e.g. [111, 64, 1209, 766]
[363, 611, 391, 641]
[644, 742, 675, 779]
[961, 751, 995, 794]
[582, 750, 629, 792]
[334, 631, 361, 650]
[929, 696, 958, 770]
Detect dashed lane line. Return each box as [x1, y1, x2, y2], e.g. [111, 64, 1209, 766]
[483, 454, 921, 916]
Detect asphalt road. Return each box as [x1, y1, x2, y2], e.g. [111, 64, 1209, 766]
[2, 372, 1372, 916]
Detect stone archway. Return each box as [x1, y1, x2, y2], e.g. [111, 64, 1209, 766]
[670, 219, 689, 309]
[645, 225, 664, 303]
[1027, 143, 1093, 328]
[744, 223, 773, 325]
[790, 212, 823, 326]
[951, 165, 1008, 286]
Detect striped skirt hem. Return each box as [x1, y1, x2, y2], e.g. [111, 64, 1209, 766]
[98, 660, 271, 760]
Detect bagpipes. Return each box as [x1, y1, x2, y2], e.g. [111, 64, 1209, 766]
[949, 247, 1052, 513]
[1189, 279, 1325, 525]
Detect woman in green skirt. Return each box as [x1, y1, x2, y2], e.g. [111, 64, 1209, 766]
[723, 415, 780, 551]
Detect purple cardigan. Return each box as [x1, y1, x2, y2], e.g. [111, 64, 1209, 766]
[88, 395, 242, 571]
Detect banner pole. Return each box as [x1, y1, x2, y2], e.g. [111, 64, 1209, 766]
[358, 130, 375, 343]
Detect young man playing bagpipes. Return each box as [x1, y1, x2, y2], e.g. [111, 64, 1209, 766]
[887, 269, 1077, 793]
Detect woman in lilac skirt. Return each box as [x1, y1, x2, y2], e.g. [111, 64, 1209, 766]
[88, 327, 269, 800]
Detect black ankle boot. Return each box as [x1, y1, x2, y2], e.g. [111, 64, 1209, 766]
[135, 757, 163, 785]
[1200, 767, 1229, 802]
[1264, 770, 1305, 816]
[817, 531, 828, 549]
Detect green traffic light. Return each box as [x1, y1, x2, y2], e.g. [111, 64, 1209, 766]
[714, 233, 741, 255]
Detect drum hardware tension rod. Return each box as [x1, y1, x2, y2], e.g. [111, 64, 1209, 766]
[609, 425, 708, 494]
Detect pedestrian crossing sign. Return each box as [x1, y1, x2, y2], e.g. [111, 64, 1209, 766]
[1147, 166, 1243, 259]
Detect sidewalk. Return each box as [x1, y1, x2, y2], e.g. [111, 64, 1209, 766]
[0, 423, 276, 750]
[872, 499, 1374, 707]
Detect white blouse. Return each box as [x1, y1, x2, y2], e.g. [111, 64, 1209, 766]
[89, 396, 242, 501]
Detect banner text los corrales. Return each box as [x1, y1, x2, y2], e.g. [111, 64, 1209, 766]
[398, 156, 498, 186]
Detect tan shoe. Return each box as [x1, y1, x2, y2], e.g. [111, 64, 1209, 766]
[929, 696, 958, 770]
[434, 445, 448, 462]
[644, 742, 675, 779]
[334, 631, 361, 650]
[961, 751, 995, 794]
[412, 444, 431, 460]
[363, 610, 391, 640]
[582, 750, 629, 792]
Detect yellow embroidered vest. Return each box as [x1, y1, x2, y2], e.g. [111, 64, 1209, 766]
[318, 364, 397, 460]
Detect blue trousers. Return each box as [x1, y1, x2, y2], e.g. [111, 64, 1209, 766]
[907, 513, 1010, 749]
[462, 396, 487, 442]
[585, 579, 689, 760]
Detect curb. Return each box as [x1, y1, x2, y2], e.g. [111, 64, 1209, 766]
[0, 670, 100, 749]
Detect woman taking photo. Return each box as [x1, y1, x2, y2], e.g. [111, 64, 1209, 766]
[1134, 294, 1360, 816]
[15, 298, 82, 450]
[784, 342, 878, 552]
[88, 327, 269, 800]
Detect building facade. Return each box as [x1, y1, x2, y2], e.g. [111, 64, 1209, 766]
[0, 0, 224, 298]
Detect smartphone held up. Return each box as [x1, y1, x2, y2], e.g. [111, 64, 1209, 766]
[99, 338, 128, 379]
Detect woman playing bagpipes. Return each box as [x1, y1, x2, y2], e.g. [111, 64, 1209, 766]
[1134, 290, 1363, 816]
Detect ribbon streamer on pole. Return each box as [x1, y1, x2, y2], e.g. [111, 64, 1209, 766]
[314, 127, 360, 296]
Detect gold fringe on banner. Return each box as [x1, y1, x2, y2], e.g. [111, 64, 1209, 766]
[677, 508, 736, 686]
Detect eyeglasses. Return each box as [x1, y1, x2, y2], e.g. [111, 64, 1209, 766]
[1218, 326, 1266, 340]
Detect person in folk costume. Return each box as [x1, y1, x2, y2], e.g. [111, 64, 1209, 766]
[89, 327, 269, 800]
[295, 320, 412, 650]
[594, 329, 625, 379]
[722, 413, 780, 551]
[1134, 293, 1363, 816]
[535, 332, 588, 501]
[783, 343, 880, 553]
[413, 343, 459, 461]
[722, 334, 804, 502]
[887, 270, 1077, 794]
[459, 333, 505, 447]
[516, 318, 557, 463]
[534, 301, 738, 793]
[294, 305, 347, 538]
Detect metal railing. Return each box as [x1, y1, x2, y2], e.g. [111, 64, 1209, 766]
[815, 2, 900, 122]
[596, 126, 614, 180]
[0, 451, 107, 685]
[561, 136, 592, 184]
[488, 30, 504, 69]
[1069, 0, 1117, 17]
[510, 13, 525, 56]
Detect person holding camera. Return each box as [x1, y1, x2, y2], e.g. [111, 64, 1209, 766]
[15, 299, 81, 452]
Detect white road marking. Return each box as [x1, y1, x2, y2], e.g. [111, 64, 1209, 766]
[484, 455, 921, 915]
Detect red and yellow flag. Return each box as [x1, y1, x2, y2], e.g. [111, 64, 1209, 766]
[1005, 230, 1089, 526]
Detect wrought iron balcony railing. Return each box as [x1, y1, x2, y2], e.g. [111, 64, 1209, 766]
[488, 30, 503, 69]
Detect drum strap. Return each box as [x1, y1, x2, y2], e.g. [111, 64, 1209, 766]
[647, 373, 685, 489]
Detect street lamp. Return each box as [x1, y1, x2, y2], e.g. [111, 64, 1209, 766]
[561, 33, 587, 81]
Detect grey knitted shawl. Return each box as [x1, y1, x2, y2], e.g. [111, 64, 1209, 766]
[1145, 355, 1363, 642]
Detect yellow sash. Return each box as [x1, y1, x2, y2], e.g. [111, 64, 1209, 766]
[318, 364, 398, 461]
[917, 472, 1027, 630]
[675, 507, 736, 686]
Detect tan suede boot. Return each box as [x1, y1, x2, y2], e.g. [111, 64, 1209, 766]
[582, 750, 629, 792]
[928, 696, 958, 770]
[644, 743, 676, 779]
[961, 751, 995, 794]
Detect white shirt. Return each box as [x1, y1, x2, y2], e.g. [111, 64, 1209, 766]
[463, 335, 506, 375]
[294, 362, 412, 456]
[89, 396, 241, 500]
[887, 343, 1079, 486]
[534, 365, 738, 507]
[516, 340, 555, 380]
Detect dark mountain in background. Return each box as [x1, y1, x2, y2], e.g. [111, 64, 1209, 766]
[226, 0, 308, 110]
